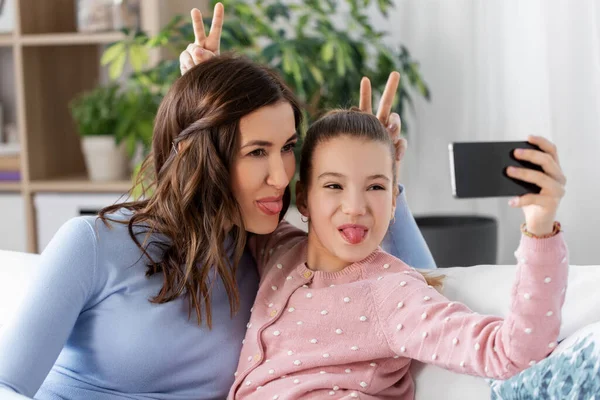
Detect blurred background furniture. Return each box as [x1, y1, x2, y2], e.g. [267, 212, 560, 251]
[0, 0, 200, 253]
[416, 216, 498, 267]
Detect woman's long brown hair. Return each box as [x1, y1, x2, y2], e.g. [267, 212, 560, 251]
[99, 55, 302, 327]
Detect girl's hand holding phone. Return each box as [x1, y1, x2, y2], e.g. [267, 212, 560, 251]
[507, 135, 567, 236]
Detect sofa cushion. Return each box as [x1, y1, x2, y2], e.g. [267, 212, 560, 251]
[489, 321, 600, 399]
[412, 263, 600, 399]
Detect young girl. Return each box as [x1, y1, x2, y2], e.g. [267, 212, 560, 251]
[229, 110, 568, 399]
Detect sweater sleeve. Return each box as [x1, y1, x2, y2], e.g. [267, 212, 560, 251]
[247, 221, 307, 277]
[371, 233, 568, 380]
[0, 217, 98, 397]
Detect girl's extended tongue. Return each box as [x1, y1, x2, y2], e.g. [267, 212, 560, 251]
[340, 227, 366, 244]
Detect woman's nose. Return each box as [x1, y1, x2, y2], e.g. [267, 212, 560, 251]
[266, 156, 289, 190]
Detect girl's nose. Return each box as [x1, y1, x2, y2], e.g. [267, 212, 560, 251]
[341, 190, 367, 216]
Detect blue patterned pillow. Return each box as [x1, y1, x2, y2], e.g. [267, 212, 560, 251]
[490, 322, 600, 399]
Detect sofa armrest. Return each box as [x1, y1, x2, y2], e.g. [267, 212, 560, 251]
[0, 250, 39, 329]
[0, 388, 33, 400]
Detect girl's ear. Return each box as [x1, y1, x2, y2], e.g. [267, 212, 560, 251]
[295, 180, 309, 217]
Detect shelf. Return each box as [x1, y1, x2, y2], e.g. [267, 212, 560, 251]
[0, 0, 180, 253]
[20, 32, 125, 46]
[30, 176, 132, 193]
[0, 181, 21, 192]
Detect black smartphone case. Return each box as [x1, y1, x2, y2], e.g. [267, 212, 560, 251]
[449, 141, 543, 198]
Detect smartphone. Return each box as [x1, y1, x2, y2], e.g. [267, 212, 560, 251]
[449, 141, 544, 198]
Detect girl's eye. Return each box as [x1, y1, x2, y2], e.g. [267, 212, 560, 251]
[282, 142, 297, 153]
[368, 185, 386, 191]
[249, 149, 267, 157]
[325, 183, 342, 190]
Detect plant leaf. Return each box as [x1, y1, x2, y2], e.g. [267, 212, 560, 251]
[308, 65, 324, 84]
[321, 40, 335, 62]
[335, 43, 346, 76]
[101, 42, 125, 66]
[128, 45, 149, 72]
[282, 47, 293, 74]
[296, 14, 310, 35]
[109, 52, 127, 80]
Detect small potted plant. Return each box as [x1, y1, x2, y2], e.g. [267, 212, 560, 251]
[69, 83, 129, 181]
[114, 84, 160, 168]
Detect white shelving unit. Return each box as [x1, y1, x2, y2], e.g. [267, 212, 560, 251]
[0, 0, 207, 252]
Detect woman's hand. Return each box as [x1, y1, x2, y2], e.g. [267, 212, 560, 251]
[359, 72, 406, 181]
[179, 3, 224, 75]
[506, 136, 567, 236]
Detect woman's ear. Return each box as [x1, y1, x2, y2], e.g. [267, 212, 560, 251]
[295, 180, 309, 217]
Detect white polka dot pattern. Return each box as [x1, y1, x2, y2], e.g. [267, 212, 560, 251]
[231, 224, 568, 397]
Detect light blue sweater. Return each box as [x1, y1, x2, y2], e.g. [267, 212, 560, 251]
[0, 188, 434, 399]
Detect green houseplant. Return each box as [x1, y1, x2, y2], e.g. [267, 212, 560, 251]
[100, 0, 430, 201]
[70, 82, 121, 139]
[70, 83, 130, 181]
[69, 82, 159, 181]
[113, 84, 161, 160]
[102, 0, 430, 134]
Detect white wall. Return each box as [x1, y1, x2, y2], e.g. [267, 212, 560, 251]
[369, 0, 600, 265]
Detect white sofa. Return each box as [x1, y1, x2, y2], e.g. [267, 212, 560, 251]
[1, 249, 599, 400]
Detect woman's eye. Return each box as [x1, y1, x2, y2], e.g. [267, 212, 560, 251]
[282, 142, 297, 153]
[368, 185, 386, 191]
[325, 184, 342, 190]
[249, 149, 267, 157]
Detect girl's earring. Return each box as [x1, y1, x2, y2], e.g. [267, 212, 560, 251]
[301, 216, 309, 223]
[391, 215, 396, 224]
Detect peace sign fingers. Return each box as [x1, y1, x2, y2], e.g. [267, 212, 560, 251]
[205, 2, 224, 54]
[191, 8, 207, 45]
[358, 72, 400, 126]
[376, 71, 400, 125]
[359, 77, 373, 114]
[191, 3, 223, 53]
[181, 3, 224, 75]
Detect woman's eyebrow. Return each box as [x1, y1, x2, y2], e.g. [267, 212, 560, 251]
[241, 133, 298, 149]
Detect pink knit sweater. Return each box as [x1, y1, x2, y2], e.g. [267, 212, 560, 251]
[229, 222, 568, 399]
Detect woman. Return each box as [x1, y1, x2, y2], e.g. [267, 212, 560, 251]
[0, 10, 433, 400]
